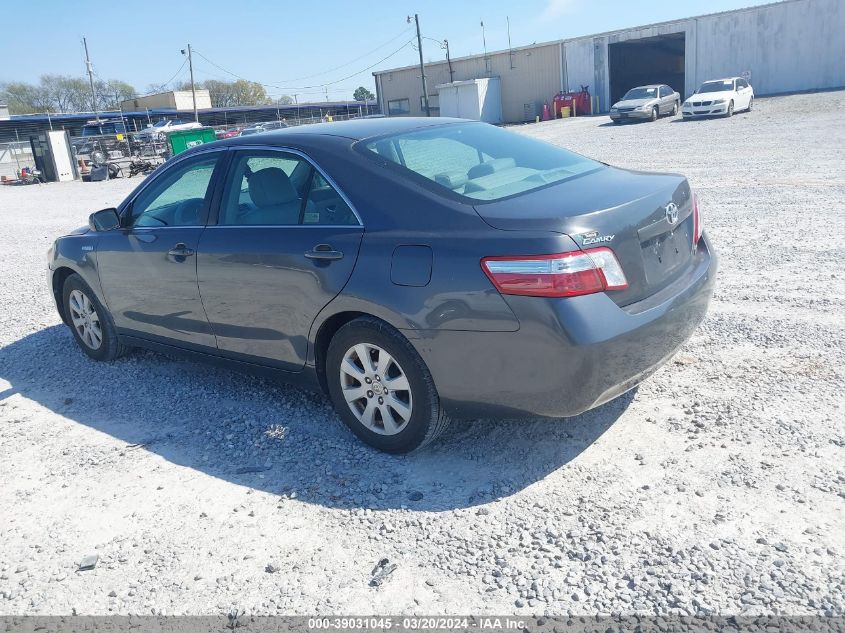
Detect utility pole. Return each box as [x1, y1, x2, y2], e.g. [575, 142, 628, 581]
[408, 14, 430, 116]
[181, 44, 199, 123]
[507, 17, 515, 70]
[444, 39, 454, 83]
[481, 20, 490, 75]
[82, 37, 100, 123]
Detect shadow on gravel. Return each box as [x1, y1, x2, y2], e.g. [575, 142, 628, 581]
[1, 326, 633, 512]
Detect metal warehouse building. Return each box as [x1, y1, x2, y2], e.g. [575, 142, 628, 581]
[373, 0, 845, 122]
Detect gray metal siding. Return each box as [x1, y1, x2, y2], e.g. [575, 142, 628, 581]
[692, 0, 845, 95]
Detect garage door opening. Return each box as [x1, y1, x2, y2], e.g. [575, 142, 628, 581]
[608, 33, 685, 105]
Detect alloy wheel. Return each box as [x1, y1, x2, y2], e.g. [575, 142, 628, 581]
[68, 289, 103, 350]
[339, 343, 413, 435]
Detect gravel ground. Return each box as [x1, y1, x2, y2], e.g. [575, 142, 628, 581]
[0, 91, 843, 617]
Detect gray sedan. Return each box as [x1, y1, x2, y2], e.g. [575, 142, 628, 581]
[48, 117, 715, 453]
[610, 84, 680, 123]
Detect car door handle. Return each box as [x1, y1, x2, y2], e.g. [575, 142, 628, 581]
[304, 244, 344, 261]
[168, 243, 195, 258]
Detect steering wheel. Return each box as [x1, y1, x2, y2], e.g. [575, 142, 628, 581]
[174, 198, 204, 225]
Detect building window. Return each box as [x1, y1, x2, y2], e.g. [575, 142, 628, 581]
[420, 94, 439, 113]
[388, 98, 411, 116]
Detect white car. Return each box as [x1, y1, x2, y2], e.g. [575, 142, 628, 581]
[133, 119, 202, 141]
[682, 77, 754, 118]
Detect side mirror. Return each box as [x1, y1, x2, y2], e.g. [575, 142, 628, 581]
[89, 208, 120, 231]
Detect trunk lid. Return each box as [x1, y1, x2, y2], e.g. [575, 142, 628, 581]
[473, 166, 695, 306]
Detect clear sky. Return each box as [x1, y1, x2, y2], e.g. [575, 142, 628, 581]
[2, 0, 775, 103]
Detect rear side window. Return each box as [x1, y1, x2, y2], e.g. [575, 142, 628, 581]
[218, 150, 359, 226]
[361, 123, 602, 202]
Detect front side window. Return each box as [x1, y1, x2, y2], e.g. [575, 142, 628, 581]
[219, 151, 359, 226]
[130, 154, 219, 227]
[361, 122, 602, 202]
[388, 98, 411, 115]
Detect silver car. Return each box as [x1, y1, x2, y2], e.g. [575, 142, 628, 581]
[609, 84, 680, 123]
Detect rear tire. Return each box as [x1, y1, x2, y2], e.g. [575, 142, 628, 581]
[671, 101, 679, 116]
[326, 317, 450, 453]
[63, 274, 127, 361]
[747, 96, 754, 112]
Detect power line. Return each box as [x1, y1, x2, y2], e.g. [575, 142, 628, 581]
[191, 39, 413, 92]
[193, 67, 359, 98]
[269, 27, 413, 83]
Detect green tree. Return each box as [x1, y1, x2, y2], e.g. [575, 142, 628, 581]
[276, 94, 294, 105]
[203, 79, 235, 107]
[353, 86, 375, 102]
[231, 80, 270, 106]
[0, 81, 52, 114]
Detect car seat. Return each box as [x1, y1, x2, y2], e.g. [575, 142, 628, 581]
[246, 167, 310, 224]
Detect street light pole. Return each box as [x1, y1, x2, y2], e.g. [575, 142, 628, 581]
[444, 39, 454, 83]
[182, 44, 199, 123]
[408, 14, 430, 116]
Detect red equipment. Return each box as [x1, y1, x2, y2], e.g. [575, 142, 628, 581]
[553, 85, 592, 117]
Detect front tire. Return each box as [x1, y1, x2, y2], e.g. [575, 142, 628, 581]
[747, 96, 754, 112]
[650, 106, 658, 122]
[725, 101, 734, 117]
[63, 274, 126, 361]
[326, 317, 450, 453]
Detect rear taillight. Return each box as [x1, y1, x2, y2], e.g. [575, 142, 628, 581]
[481, 247, 628, 298]
[692, 191, 703, 245]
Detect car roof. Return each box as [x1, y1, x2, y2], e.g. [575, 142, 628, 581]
[702, 77, 739, 83]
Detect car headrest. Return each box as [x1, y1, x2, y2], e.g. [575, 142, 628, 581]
[434, 170, 468, 190]
[467, 157, 516, 180]
[248, 167, 298, 207]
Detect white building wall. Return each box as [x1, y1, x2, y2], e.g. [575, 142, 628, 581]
[376, 0, 844, 119]
[692, 0, 845, 95]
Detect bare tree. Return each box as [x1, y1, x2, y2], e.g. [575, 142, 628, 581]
[96, 79, 137, 110]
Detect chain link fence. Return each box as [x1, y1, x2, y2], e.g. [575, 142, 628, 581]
[1, 106, 380, 183]
[0, 141, 35, 180]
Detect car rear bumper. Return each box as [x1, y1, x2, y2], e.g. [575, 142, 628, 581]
[408, 235, 717, 419]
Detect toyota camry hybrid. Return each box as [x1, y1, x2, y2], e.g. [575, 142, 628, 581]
[48, 118, 716, 453]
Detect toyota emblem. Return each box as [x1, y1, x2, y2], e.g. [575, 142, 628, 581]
[665, 202, 679, 225]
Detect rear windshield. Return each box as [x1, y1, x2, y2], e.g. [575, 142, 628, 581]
[360, 122, 602, 202]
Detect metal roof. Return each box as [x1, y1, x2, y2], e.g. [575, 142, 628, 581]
[3, 101, 378, 123]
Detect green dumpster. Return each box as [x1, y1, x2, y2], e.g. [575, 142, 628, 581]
[167, 128, 217, 156]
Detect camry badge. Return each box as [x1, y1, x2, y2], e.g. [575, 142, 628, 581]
[580, 231, 615, 245]
[664, 202, 679, 225]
